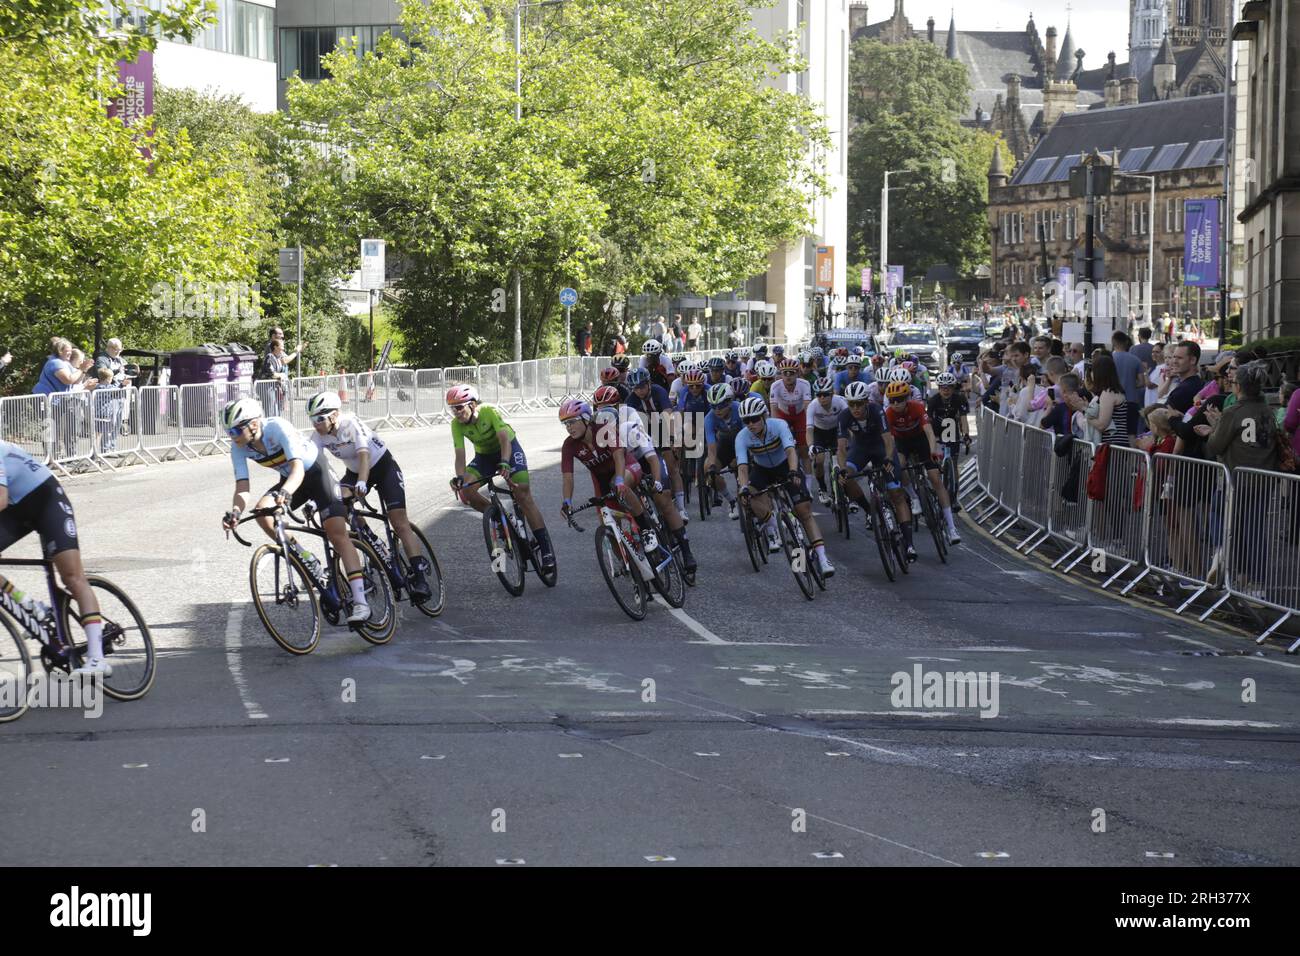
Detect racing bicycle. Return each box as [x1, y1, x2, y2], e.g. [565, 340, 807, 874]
[458, 473, 557, 597]
[346, 490, 445, 617]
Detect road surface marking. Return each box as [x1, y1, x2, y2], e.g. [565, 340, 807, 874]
[495, 859, 525, 865]
[644, 855, 676, 862]
[1145, 851, 1175, 859]
[122, 763, 148, 769]
[957, 646, 1031, 652]
[812, 851, 844, 859]
[264, 757, 290, 763]
[224, 603, 268, 720]
[1164, 633, 1219, 651]
[659, 603, 727, 644]
[558, 753, 583, 758]
[976, 851, 1010, 859]
[420, 754, 446, 760]
[1151, 718, 1281, 728]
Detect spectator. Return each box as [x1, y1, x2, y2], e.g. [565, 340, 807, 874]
[686, 315, 702, 351]
[0, 345, 13, 386]
[728, 322, 745, 348]
[1164, 341, 1204, 415]
[1142, 342, 1167, 406]
[1049, 338, 1065, 357]
[1110, 330, 1144, 437]
[1043, 371, 1085, 437]
[94, 337, 132, 454]
[1136, 404, 1178, 456]
[33, 337, 89, 396]
[981, 340, 1030, 411]
[669, 317, 685, 353]
[1281, 380, 1300, 459]
[758, 319, 770, 341]
[261, 337, 299, 418]
[1029, 335, 1051, 369]
[1204, 362, 1280, 473]
[648, 314, 667, 345]
[1066, 342, 1086, 377]
[1132, 326, 1155, 366]
[576, 322, 593, 356]
[1082, 353, 1131, 447]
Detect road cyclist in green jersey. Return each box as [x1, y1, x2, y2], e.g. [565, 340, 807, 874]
[446, 384, 556, 570]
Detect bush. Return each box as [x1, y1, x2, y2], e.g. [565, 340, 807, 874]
[1242, 335, 1300, 354]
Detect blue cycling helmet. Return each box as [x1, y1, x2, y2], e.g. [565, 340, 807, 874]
[626, 368, 650, 387]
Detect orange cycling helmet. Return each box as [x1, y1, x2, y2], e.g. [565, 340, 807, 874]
[884, 381, 912, 401]
[592, 385, 622, 407]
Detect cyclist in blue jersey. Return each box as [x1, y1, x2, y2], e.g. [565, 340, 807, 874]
[723, 352, 745, 380]
[626, 368, 686, 520]
[734, 395, 834, 578]
[0, 440, 110, 675]
[836, 381, 915, 562]
[705, 357, 729, 388]
[703, 383, 744, 519]
[218, 397, 370, 623]
[833, 355, 874, 395]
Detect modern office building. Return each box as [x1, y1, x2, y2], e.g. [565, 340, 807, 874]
[273, 0, 405, 111]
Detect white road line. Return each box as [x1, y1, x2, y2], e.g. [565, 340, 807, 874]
[1164, 633, 1220, 651]
[1150, 718, 1282, 728]
[657, 601, 728, 644]
[224, 603, 268, 720]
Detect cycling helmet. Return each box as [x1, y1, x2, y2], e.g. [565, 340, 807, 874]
[738, 395, 768, 420]
[626, 368, 650, 387]
[810, 346, 825, 359]
[834, 348, 849, 359]
[305, 391, 341, 417]
[885, 381, 912, 401]
[221, 396, 264, 430]
[707, 356, 726, 370]
[829, 356, 848, 370]
[445, 384, 478, 405]
[730, 378, 752, 398]
[813, 377, 834, 396]
[642, 339, 663, 355]
[902, 360, 917, 373]
[753, 344, 768, 357]
[887, 366, 912, 384]
[843, 381, 870, 402]
[950, 351, 964, 364]
[850, 345, 865, 357]
[871, 354, 886, 368]
[558, 398, 593, 423]
[611, 354, 631, 370]
[936, 371, 958, 387]
[600, 366, 621, 384]
[778, 357, 800, 372]
[724, 350, 739, 363]
[683, 369, 706, 386]
[798, 351, 813, 365]
[707, 382, 733, 406]
[845, 354, 862, 366]
[592, 385, 622, 407]
[755, 360, 777, 379]
[772, 345, 785, 356]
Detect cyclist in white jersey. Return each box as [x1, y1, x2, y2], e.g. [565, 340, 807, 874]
[768, 358, 815, 494]
[306, 391, 433, 601]
[218, 397, 370, 623]
[805, 377, 849, 505]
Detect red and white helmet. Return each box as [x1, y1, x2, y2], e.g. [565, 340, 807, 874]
[683, 369, 706, 385]
[445, 384, 478, 405]
[600, 366, 621, 384]
[592, 385, 622, 407]
[559, 398, 593, 423]
[778, 357, 800, 372]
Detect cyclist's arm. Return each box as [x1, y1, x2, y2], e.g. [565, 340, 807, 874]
[453, 446, 466, 479]
[705, 441, 718, 471]
[230, 478, 251, 516]
[561, 470, 575, 504]
[280, 458, 306, 497]
[883, 431, 897, 465]
[496, 428, 512, 464]
[836, 436, 848, 471]
[922, 422, 940, 456]
[354, 448, 371, 487]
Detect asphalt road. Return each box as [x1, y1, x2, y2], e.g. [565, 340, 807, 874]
[2, 414, 1298, 867]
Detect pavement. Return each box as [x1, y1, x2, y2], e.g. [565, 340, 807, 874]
[1, 413, 1297, 867]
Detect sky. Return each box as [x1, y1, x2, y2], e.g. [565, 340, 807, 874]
[931, 1, 1132, 70]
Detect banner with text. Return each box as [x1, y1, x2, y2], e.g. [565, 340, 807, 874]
[815, 246, 835, 293]
[1184, 199, 1220, 288]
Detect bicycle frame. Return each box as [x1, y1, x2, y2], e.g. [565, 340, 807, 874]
[0, 558, 75, 660]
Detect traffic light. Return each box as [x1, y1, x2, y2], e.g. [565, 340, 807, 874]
[902, 285, 913, 311]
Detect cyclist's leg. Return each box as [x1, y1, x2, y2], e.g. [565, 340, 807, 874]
[459, 454, 496, 514]
[30, 483, 106, 661]
[841, 460, 868, 503]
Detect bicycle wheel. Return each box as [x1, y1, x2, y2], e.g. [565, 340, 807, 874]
[401, 525, 446, 618]
[524, 507, 558, 588]
[338, 536, 398, 645]
[595, 526, 647, 621]
[251, 544, 322, 655]
[649, 537, 687, 608]
[57, 575, 157, 700]
[0, 614, 31, 722]
[698, 463, 711, 521]
[681, 456, 693, 506]
[943, 455, 959, 507]
[778, 510, 815, 601]
[870, 495, 898, 582]
[922, 486, 949, 564]
[740, 499, 764, 572]
[483, 504, 526, 597]
[838, 482, 851, 541]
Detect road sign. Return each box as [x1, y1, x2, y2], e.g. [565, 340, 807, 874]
[559, 287, 578, 307]
[279, 248, 302, 285]
[361, 239, 386, 290]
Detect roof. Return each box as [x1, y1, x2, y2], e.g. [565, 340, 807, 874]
[1139, 39, 1225, 100]
[1008, 95, 1228, 186]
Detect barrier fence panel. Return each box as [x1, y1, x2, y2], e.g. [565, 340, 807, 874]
[1015, 424, 1055, 551]
[521, 360, 547, 408]
[579, 357, 599, 395]
[387, 368, 418, 425]
[353, 371, 387, 428]
[1048, 435, 1095, 570]
[962, 405, 994, 513]
[443, 366, 478, 390]
[496, 362, 523, 413]
[479, 364, 502, 407]
[137, 386, 184, 462]
[990, 420, 1026, 538]
[975, 410, 1009, 524]
[91, 386, 140, 467]
[1085, 444, 1149, 588]
[180, 383, 223, 456]
[415, 368, 445, 424]
[0, 394, 50, 464]
[1139, 454, 1231, 610]
[544, 358, 571, 402]
[1215, 467, 1300, 650]
[49, 391, 101, 475]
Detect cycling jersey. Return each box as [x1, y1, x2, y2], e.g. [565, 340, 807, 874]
[769, 377, 812, 419]
[837, 406, 888, 465]
[832, 369, 874, 394]
[667, 376, 686, 406]
[807, 395, 848, 447]
[231, 417, 319, 481]
[451, 404, 516, 456]
[676, 387, 711, 417]
[884, 400, 930, 439]
[704, 404, 743, 446]
[595, 405, 657, 463]
[751, 378, 774, 401]
[561, 434, 643, 495]
[641, 355, 675, 390]
[735, 418, 795, 469]
[0, 440, 55, 504]
[626, 383, 672, 416]
[310, 411, 388, 473]
[926, 392, 969, 444]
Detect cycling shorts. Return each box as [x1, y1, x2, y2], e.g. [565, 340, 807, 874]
[811, 426, 838, 452]
[274, 460, 348, 521]
[466, 439, 530, 485]
[775, 413, 808, 447]
[342, 451, 406, 512]
[747, 462, 811, 505]
[594, 460, 643, 498]
[895, 433, 940, 471]
[0, 477, 79, 558]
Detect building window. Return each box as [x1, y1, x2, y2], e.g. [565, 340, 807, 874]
[280, 24, 401, 82]
[175, 0, 274, 61]
[1167, 255, 1185, 283]
[1065, 204, 1077, 240]
[1177, 0, 1190, 26]
[1050, 208, 1060, 242]
[1130, 200, 1150, 236]
[1015, 212, 1024, 244]
[1097, 201, 1107, 234]
[1165, 197, 1185, 233]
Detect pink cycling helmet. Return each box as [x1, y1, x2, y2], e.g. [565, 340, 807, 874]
[445, 384, 478, 405]
[559, 398, 593, 423]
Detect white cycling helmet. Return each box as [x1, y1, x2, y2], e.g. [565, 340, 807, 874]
[221, 396, 264, 430]
[888, 366, 913, 384]
[306, 390, 342, 417]
[755, 360, 777, 378]
[642, 339, 663, 355]
[936, 371, 959, 387]
[843, 381, 871, 402]
[738, 395, 768, 420]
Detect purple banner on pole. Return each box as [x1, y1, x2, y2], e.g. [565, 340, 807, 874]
[1184, 198, 1219, 288]
[861, 267, 872, 295]
[886, 265, 904, 297]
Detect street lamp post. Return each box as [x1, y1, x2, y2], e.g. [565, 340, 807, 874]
[512, 0, 567, 363]
[880, 169, 916, 311]
[1115, 171, 1157, 324]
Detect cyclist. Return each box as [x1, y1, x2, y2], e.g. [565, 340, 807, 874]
[590, 386, 696, 573]
[705, 357, 729, 388]
[835, 381, 915, 562]
[833, 354, 873, 395]
[946, 351, 972, 388]
[806, 376, 848, 506]
[745, 344, 769, 377]
[667, 360, 692, 406]
[0, 439, 111, 675]
[640, 340, 676, 390]
[219, 397, 371, 624]
[676, 369, 711, 486]
[599, 365, 631, 404]
[883, 381, 961, 545]
[446, 384, 556, 570]
[904, 359, 929, 393]
[305, 391, 432, 600]
[868, 365, 922, 408]
[769, 357, 815, 495]
[751, 360, 778, 401]
[798, 351, 819, 385]
[703, 382, 743, 519]
[734, 395, 834, 578]
[723, 351, 745, 380]
[927, 371, 970, 512]
[626, 368, 686, 521]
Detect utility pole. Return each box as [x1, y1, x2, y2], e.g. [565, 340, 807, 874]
[1218, 0, 1234, 343]
[1083, 163, 1096, 354]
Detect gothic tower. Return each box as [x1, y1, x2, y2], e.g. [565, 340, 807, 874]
[1129, 0, 1168, 87]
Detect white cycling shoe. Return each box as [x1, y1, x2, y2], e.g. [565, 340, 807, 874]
[817, 553, 835, 578]
[766, 529, 782, 553]
[347, 602, 371, 624]
[73, 657, 112, 677]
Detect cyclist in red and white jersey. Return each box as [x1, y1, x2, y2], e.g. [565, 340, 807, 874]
[883, 381, 960, 544]
[768, 357, 815, 495]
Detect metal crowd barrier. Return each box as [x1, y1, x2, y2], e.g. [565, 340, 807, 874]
[179, 383, 223, 457]
[49, 392, 100, 475]
[0, 394, 49, 464]
[137, 385, 184, 463]
[1085, 444, 1149, 589]
[415, 368, 445, 424]
[1048, 435, 1095, 569]
[496, 363, 523, 413]
[352, 372, 385, 429]
[1014, 425, 1054, 552]
[387, 368, 418, 425]
[1135, 454, 1230, 610]
[90, 386, 141, 468]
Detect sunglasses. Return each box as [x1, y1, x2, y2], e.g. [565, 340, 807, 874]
[889, 397, 908, 405]
[742, 416, 765, 425]
[227, 424, 250, 438]
[688, 383, 704, 388]
[311, 413, 334, 424]
[450, 403, 472, 412]
[847, 400, 866, 408]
